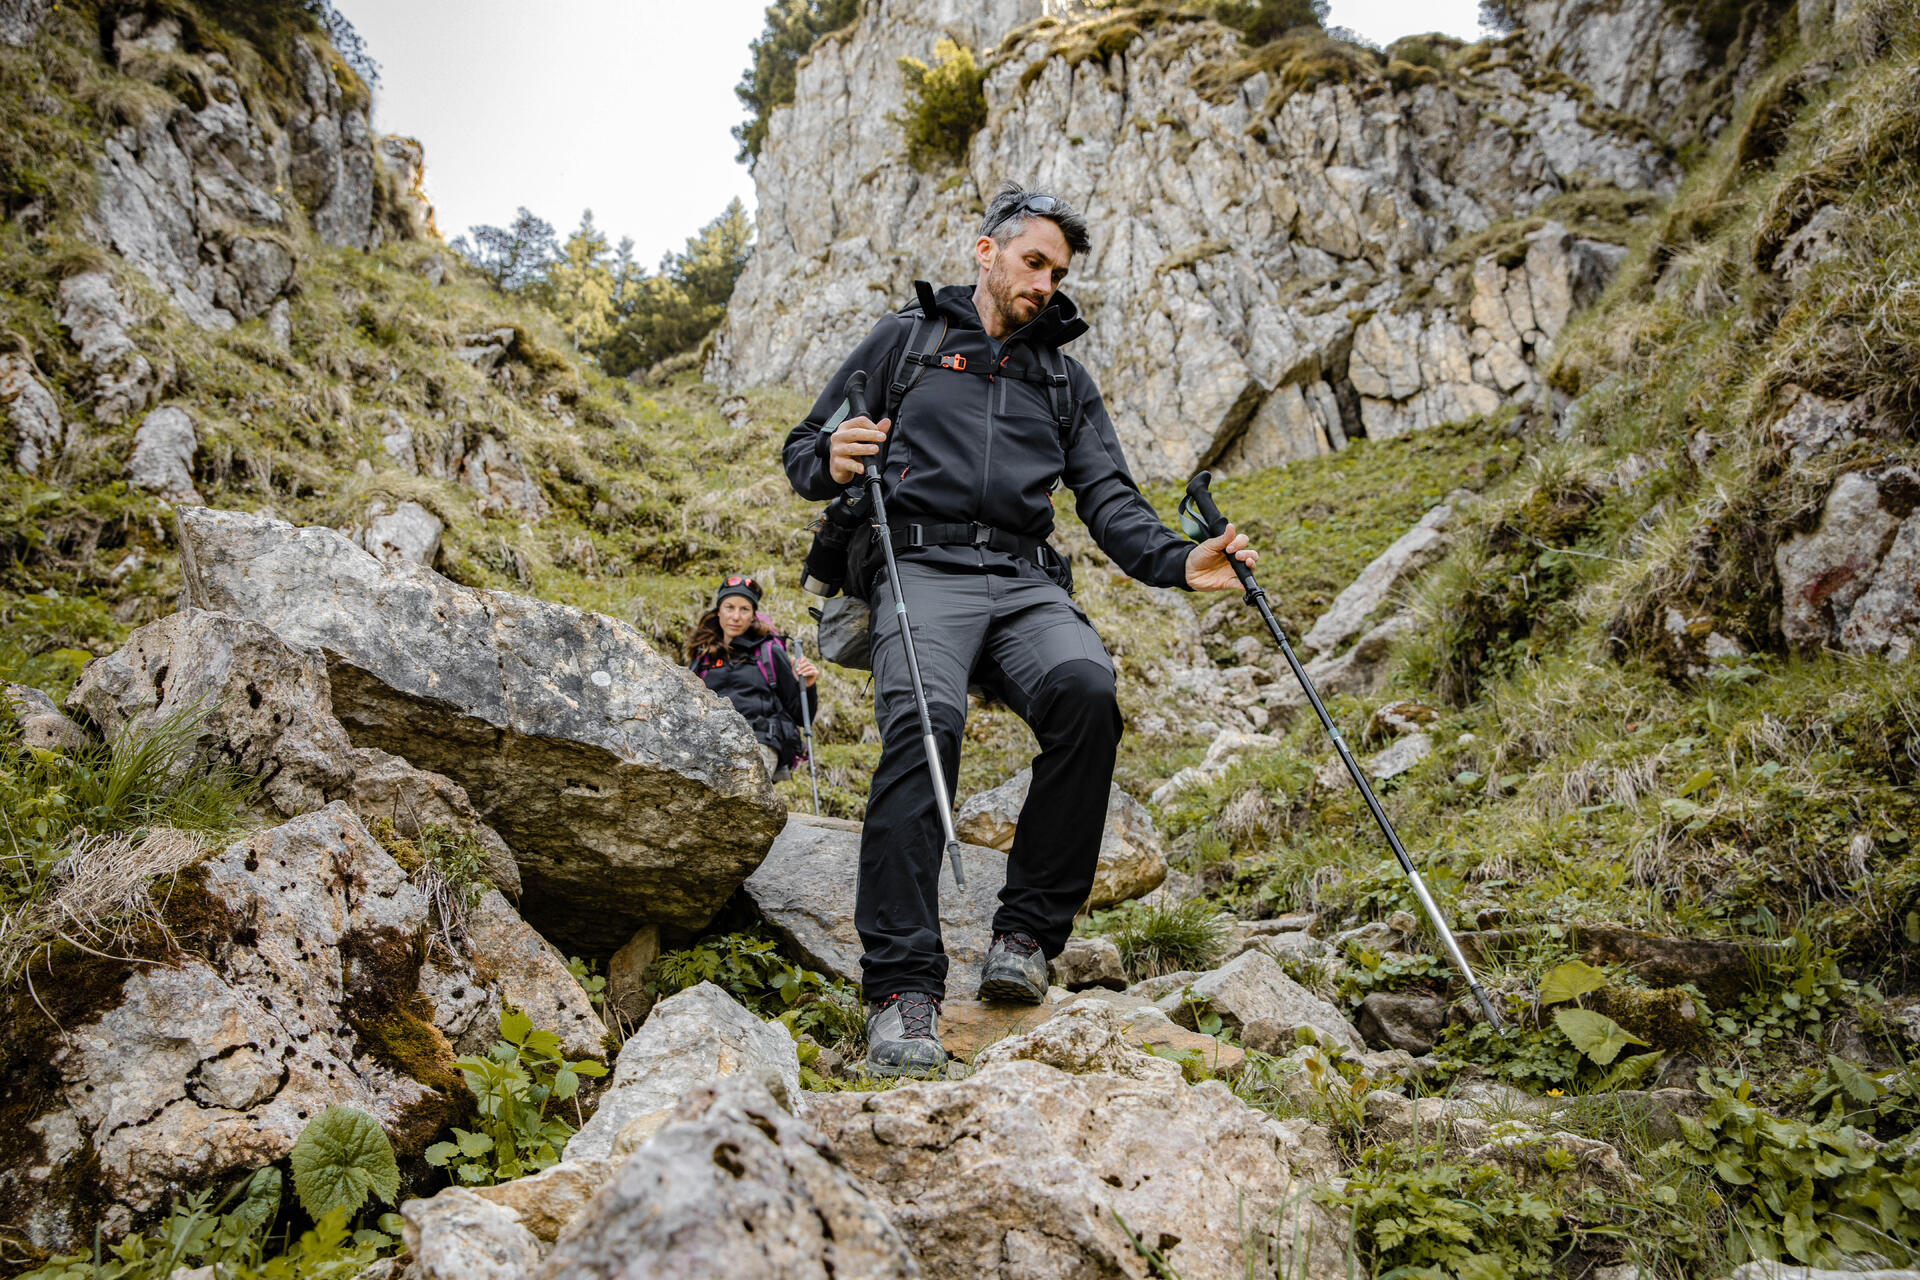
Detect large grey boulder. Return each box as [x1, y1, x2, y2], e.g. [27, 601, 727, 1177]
[1, 806, 579, 1252]
[955, 768, 1166, 908]
[360, 499, 443, 566]
[0, 0, 46, 46]
[3, 682, 88, 751]
[174, 506, 785, 949]
[805, 1058, 1349, 1280]
[563, 981, 799, 1164]
[0, 353, 64, 476]
[971, 1001, 1184, 1084]
[1168, 950, 1365, 1053]
[67, 606, 520, 896]
[743, 813, 1007, 985]
[541, 1079, 921, 1280]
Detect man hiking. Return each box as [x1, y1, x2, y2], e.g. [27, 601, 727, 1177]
[783, 183, 1258, 1076]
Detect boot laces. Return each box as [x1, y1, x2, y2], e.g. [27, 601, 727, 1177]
[882, 992, 940, 1040]
[997, 931, 1041, 958]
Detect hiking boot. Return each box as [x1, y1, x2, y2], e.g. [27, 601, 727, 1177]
[976, 931, 1048, 1004]
[865, 992, 947, 1077]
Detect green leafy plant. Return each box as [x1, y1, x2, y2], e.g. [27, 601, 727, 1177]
[1083, 899, 1228, 980]
[1664, 1078, 1920, 1268]
[566, 954, 608, 1007]
[892, 38, 988, 170]
[1337, 946, 1451, 1006]
[367, 817, 493, 912]
[1805, 1053, 1920, 1139]
[288, 1104, 401, 1222]
[1728, 943, 1865, 1047]
[20, 1111, 404, 1279]
[1320, 1146, 1562, 1280]
[651, 930, 863, 1048]
[426, 1007, 608, 1185]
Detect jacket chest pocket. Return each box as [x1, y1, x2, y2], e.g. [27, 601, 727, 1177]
[995, 378, 1064, 469]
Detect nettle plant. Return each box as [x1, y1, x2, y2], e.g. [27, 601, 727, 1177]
[426, 1007, 608, 1186]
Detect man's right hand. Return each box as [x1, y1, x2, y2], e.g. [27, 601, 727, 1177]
[828, 415, 891, 486]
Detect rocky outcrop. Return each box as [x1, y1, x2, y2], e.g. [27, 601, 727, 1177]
[67, 606, 522, 896]
[563, 981, 800, 1165]
[541, 1079, 923, 1280]
[402, 1186, 544, 1280]
[1301, 496, 1466, 656]
[955, 767, 1166, 907]
[3, 682, 88, 750]
[127, 406, 201, 504]
[1169, 950, 1365, 1052]
[805, 1058, 1349, 1280]
[359, 499, 444, 566]
[0, 353, 64, 476]
[971, 1001, 1185, 1083]
[2, 805, 594, 1252]
[56, 272, 158, 425]
[743, 813, 1006, 985]
[175, 506, 785, 950]
[0, 0, 46, 46]
[1776, 466, 1920, 658]
[287, 38, 378, 251]
[713, 6, 1669, 480]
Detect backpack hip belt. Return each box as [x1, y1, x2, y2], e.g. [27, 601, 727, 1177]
[891, 522, 1060, 571]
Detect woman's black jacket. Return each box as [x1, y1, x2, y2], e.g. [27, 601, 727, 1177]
[692, 634, 818, 764]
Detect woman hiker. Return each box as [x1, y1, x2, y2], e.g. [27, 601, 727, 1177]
[687, 573, 819, 781]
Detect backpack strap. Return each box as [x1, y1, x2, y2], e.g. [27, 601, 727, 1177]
[1034, 344, 1076, 447]
[752, 635, 786, 689]
[885, 282, 950, 425]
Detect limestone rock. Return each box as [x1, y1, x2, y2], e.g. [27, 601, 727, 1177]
[460, 431, 551, 520]
[1841, 512, 1920, 661]
[4, 681, 89, 751]
[1356, 991, 1450, 1054]
[128, 406, 201, 504]
[542, 1079, 921, 1280]
[1776, 468, 1920, 652]
[377, 135, 437, 240]
[973, 1001, 1184, 1083]
[1149, 729, 1281, 806]
[67, 608, 519, 895]
[3, 807, 504, 1251]
[605, 924, 661, 1027]
[955, 767, 1166, 907]
[288, 39, 377, 250]
[58, 272, 158, 424]
[1508, 0, 1736, 136]
[1769, 386, 1894, 465]
[563, 981, 799, 1164]
[464, 890, 603, 1060]
[1727, 1263, 1920, 1280]
[807, 1059, 1347, 1280]
[936, 995, 1069, 1061]
[401, 1186, 542, 1280]
[1174, 950, 1365, 1052]
[1366, 700, 1440, 743]
[1315, 731, 1432, 789]
[711, 5, 1669, 481]
[1773, 205, 1851, 289]
[1301, 501, 1461, 658]
[0, 353, 64, 475]
[470, 1157, 613, 1244]
[175, 506, 784, 950]
[0, 0, 46, 46]
[1267, 613, 1419, 713]
[1051, 935, 1125, 990]
[743, 813, 1007, 985]
[360, 500, 442, 566]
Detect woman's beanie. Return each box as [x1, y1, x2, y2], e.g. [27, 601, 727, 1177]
[713, 573, 762, 610]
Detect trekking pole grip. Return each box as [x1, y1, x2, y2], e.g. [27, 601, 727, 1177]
[843, 372, 882, 484]
[1182, 471, 1257, 592]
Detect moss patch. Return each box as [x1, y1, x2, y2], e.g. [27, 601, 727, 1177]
[340, 928, 470, 1156]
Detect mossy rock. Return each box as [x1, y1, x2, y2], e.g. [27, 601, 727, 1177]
[1587, 985, 1711, 1055]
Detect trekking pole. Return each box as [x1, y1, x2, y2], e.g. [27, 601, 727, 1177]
[844, 372, 967, 889]
[1178, 471, 1502, 1030]
[791, 631, 822, 816]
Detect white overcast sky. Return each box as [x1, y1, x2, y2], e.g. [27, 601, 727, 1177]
[336, 0, 1486, 271]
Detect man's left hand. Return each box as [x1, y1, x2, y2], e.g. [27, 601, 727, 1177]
[1185, 522, 1258, 591]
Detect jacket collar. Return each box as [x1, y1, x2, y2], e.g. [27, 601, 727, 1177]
[918, 280, 1089, 349]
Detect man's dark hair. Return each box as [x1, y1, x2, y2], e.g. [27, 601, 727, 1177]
[980, 182, 1091, 256]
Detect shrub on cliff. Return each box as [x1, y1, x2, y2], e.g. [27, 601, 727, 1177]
[893, 39, 990, 171]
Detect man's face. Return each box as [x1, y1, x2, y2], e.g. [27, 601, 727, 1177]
[975, 217, 1072, 332]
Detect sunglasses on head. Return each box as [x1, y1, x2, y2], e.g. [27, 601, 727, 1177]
[725, 575, 757, 589]
[988, 193, 1065, 236]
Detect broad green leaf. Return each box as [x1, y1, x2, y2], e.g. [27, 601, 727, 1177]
[499, 1007, 533, 1045]
[1597, 1049, 1664, 1092]
[289, 1104, 401, 1220]
[1553, 1007, 1648, 1066]
[571, 1059, 610, 1078]
[1538, 960, 1607, 1005]
[226, 1164, 282, 1237]
[423, 1141, 458, 1167]
[553, 1067, 580, 1100]
[1824, 1054, 1882, 1105]
[1679, 767, 1717, 796]
[455, 1128, 495, 1158]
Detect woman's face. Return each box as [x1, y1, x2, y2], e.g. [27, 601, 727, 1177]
[717, 596, 755, 639]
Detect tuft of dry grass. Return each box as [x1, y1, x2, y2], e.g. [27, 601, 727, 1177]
[0, 827, 208, 983]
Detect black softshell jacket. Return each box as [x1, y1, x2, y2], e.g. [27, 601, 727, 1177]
[782, 283, 1193, 589]
[692, 634, 819, 763]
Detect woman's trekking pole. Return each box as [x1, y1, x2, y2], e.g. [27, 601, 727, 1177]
[844, 372, 967, 889]
[791, 632, 822, 816]
[1179, 471, 1502, 1030]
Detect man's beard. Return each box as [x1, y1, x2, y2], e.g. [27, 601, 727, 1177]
[986, 258, 1046, 330]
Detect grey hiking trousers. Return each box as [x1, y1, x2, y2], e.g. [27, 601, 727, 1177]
[855, 556, 1122, 1002]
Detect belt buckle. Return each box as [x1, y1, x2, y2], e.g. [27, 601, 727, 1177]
[970, 523, 991, 546]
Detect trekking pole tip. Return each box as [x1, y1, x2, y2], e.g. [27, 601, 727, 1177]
[946, 841, 967, 889]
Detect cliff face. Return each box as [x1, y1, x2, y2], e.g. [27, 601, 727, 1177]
[710, 2, 1690, 480]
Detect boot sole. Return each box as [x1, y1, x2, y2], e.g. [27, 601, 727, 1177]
[976, 976, 1047, 1004]
[864, 1057, 948, 1079]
